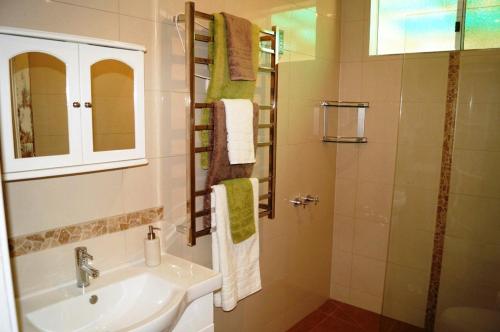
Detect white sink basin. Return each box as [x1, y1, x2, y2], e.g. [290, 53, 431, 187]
[19, 254, 221, 332]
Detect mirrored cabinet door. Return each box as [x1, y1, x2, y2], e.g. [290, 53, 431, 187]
[0, 35, 82, 173]
[78, 44, 145, 164]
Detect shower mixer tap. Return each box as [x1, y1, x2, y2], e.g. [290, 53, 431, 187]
[302, 195, 320, 205]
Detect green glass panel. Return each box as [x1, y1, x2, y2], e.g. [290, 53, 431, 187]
[464, 2, 500, 49]
[372, 0, 458, 55]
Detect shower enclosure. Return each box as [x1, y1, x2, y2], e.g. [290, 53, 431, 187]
[381, 41, 500, 332]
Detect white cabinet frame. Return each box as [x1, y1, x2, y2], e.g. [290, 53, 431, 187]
[0, 35, 83, 173]
[79, 44, 145, 165]
[0, 27, 147, 181]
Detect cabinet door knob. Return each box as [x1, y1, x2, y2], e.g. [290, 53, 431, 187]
[73, 102, 81, 108]
[84, 102, 92, 108]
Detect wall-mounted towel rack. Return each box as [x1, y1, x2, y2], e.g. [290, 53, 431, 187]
[322, 101, 369, 144]
[180, 2, 279, 246]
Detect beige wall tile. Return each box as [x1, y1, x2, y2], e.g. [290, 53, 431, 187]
[5, 170, 124, 237]
[339, 62, 363, 100]
[54, 0, 119, 12]
[332, 214, 354, 252]
[454, 102, 500, 152]
[361, 59, 402, 103]
[357, 143, 396, 184]
[340, 20, 364, 63]
[352, 218, 389, 260]
[122, 158, 162, 212]
[12, 231, 127, 296]
[450, 149, 500, 198]
[355, 181, 393, 224]
[351, 255, 386, 297]
[341, 0, 368, 21]
[119, 0, 157, 20]
[0, 0, 120, 39]
[336, 144, 359, 180]
[334, 178, 357, 217]
[331, 249, 352, 287]
[349, 288, 383, 313]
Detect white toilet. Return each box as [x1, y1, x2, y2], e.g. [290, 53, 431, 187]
[435, 307, 500, 332]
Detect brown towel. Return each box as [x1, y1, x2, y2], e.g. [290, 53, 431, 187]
[222, 12, 256, 81]
[204, 101, 259, 224]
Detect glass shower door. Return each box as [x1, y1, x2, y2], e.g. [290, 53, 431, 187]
[434, 49, 500, 332]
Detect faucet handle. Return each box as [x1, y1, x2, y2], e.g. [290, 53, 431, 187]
[76, 246, 93, 261]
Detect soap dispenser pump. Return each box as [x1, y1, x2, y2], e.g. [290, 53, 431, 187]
[144, 226, 161, 267]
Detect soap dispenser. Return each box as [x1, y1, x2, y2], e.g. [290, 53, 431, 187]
[144, 226, 161, 267]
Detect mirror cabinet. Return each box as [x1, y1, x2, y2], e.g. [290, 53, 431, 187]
[0, 27, 146, 181]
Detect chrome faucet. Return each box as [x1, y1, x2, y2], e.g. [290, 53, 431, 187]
[75, 247, 99, 288]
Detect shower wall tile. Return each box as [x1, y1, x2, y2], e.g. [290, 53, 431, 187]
[352, 218, 389, 260]
[351, 255, 386, 297]
[357, 143, 397, 184]
[0, 0, 120, 40]
[53, 0, 119, 12]
[340, 20, 364, 63]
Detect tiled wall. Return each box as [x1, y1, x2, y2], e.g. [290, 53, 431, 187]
[330, 0, 402, 314]
[0, 0, 341, 330]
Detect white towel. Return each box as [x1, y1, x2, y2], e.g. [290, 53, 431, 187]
[221, 99, 256, 165]
[211, 178, 261, 311]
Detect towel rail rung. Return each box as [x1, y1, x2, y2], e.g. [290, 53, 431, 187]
[194, 102, 214, 109]
[259, 193, 270, 200]
[194, 57, 212, 65]
[195, 34, 212, 42]
[194, 57, 275, 73]
[259, 210, 270, 217]
[194, 123, 274, 131]
[257, 142, 272, 147]
[194, 209, 211, 218]
[194, 142, 272, 152]
[260, 47, 274, 54]
[195, 228, 211, 237]
[194, 11, 214, 20]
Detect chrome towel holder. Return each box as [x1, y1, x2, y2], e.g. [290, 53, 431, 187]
[321, 101, 369, 143]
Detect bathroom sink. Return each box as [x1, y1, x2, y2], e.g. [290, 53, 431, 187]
[19, 254, 221, 332]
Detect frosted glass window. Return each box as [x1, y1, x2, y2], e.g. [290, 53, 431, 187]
[370, 0, 458, 55]
[464, 0, 500, 49]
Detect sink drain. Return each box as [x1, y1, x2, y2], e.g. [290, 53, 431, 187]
[89, 295, 98, 304]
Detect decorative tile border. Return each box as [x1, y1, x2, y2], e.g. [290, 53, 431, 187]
[8, 206, 164, 258]
[425, 51, 460, 330]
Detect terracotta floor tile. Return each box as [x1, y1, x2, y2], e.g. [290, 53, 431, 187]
[311, 316, 364, 332]
[288, 310, 329, 332]
[317, 300, 339, 315]
[288, 300, 424, 332]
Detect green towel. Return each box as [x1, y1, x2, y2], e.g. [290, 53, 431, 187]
[200, 13, 261, 169]
[221, 178, 256, 244]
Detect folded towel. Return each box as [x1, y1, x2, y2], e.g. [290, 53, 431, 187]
[221, 98, 256, 164]
[200, 13, 260, 169]
[221, 178, 256, 243]
[203, 100, 258, 226]
[211, 178, 261, 311]
[222, 12, 257, 81]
